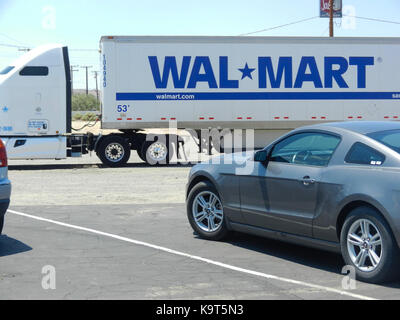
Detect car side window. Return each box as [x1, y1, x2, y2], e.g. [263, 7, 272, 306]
[345, 142, 385, 166]
[270, 132, 341, 167]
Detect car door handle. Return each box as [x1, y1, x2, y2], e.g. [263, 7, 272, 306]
[301, 176, 316, 186]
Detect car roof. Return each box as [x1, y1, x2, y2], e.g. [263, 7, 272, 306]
[298, 121, 400, 135]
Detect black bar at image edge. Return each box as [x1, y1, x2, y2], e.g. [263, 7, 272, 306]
[0, 300, 388, 318]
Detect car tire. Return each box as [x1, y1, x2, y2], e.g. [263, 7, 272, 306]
[141, 136, 170, 165]
[340, 206, 400, 284]
[0, 215, 3, 234]
[187, 181, 229, 241]
[97, 135, 131, 167]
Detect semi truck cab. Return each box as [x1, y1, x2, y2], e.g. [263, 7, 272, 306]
[0, 44, 71, 159]
[0, 43, 178, 166]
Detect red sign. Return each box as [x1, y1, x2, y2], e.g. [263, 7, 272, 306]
[320, 0, 342, 18]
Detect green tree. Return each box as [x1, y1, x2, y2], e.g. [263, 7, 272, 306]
[72, 94, 100, 111]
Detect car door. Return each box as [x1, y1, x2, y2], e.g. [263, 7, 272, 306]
[240, 131, 341, 237]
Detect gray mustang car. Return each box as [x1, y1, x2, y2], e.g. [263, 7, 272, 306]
[186, 121, 400, 284]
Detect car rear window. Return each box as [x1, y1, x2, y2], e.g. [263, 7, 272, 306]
[367, 129, 400, 154]
[345, 142, 385, 165]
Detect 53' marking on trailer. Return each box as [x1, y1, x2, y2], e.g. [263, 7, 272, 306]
[117, 104, 131, 112]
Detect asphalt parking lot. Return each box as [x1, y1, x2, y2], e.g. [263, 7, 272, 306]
[1, 153, 400, 300]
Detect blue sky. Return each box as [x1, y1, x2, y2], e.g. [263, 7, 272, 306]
[0, 0, 399, 89]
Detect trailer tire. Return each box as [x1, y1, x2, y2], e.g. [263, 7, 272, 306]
[141, 136, 170, 165]
[97, 135, 131, 167]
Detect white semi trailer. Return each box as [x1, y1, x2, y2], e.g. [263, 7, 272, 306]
[0, 36, 399, 166]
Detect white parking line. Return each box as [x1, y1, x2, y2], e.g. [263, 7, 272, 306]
[8, 209, 377, 300]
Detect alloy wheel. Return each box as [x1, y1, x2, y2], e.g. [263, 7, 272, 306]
[347, 218, 383, 272]
[192, 191, 224, 232]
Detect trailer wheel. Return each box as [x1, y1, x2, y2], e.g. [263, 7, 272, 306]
[141, 136, 170, 165]
[97, 135, 131, 167]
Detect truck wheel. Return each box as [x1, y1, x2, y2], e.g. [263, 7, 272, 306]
[340, 206, 400, 283]
[141, 137, 170, 165]
[97, 135, 131, 167]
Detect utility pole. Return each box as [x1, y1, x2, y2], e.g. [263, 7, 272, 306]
[80, 66, 92, 95]
[92, 71, 99, 104]
[70, 65, 79, 94]
[329, 0, 334, 37]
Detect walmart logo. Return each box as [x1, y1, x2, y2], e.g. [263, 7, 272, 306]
[148, 56, 375, 89]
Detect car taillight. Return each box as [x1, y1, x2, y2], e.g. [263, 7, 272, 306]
[0, 139, 8, 167]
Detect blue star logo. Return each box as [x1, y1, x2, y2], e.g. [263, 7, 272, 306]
[238, 63, 256, 80]
[2, 106, 8, 113]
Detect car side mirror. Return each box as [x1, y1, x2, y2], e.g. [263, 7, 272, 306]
[254, 149, 270, 164]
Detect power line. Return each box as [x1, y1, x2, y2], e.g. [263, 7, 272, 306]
[0, 33, 32, 47]
[238, 15, 400, 37]
[0, 41, 98, 52]
[0, 43, 28, 49]
[343, 15, 400, 25]
[238, 16, 319, 36]
[70, 49, 99, 52]
[1, 14, 398, 56]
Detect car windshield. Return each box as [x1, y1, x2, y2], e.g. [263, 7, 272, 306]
[367, 129, 400, 154]
[0, 66, 14, 75]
